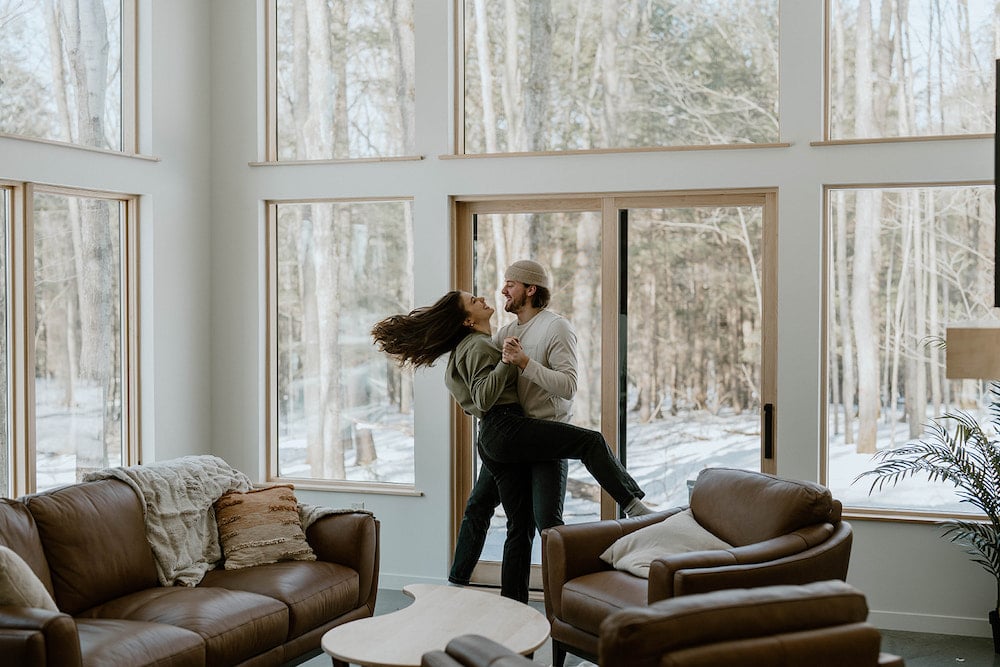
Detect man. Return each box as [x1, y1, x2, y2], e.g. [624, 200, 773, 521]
[449, 259, 578, 596]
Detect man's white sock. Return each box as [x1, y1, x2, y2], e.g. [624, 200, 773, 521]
[624, 497, 653, 517]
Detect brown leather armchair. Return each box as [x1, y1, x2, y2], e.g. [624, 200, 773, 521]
[542, 467, 853, 666]
[599, 580, 903, 667]
[421, 582, 903, 667]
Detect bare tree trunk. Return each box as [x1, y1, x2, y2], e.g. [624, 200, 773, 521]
[472, 0, 498, 152]
[853, 191, 882, 454]
[851, 0, 880, 453]
[909, 192, 927, 439]
[835, 192, 855, 444]
[299, 214, 324, 477]
[525, 0, 551, 151]
[571, 219, 599, 426]
[501, 0, 522, 150]
[597, 0, 620, 146]
[390, 0, 415, 152]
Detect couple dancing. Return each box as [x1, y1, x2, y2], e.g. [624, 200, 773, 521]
[371, 260, 651, 603]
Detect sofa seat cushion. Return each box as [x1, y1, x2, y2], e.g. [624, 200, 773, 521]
[77, 586, 287, 667]
[76, 618, 205, 667]
[200, 559, 359, 639]
[561, 570, 647, 636]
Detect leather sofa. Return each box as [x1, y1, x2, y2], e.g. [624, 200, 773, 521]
[421, 581, 904, 667]
[542, 467, 853, 665]
[0, 477, 380, 666]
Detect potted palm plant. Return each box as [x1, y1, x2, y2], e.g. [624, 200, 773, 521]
[855, 388, 1000, 653]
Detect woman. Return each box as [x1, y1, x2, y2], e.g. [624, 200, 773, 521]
[372, 290, 651, 603]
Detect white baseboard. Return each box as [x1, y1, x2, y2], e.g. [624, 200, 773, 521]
[378, 573, 448, 590]
[868, 609, 991, 637]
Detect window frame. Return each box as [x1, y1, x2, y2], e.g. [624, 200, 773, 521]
[262, 0, 421, 164]
[452, 0, 787, 157]
[820, 180, 995, 522]
[820, 0, 996, 146]
[264, 197, 421, 495]
[0, 0, 139, 156]
[0, 180, 140, 497]
[452, 189, 778, 585]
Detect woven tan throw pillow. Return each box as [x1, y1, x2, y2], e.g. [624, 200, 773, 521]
[215, 484, 316, 570]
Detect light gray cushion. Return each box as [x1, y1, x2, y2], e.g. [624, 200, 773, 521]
[599, 509, 732, 578]
[0, 545, 58, 610]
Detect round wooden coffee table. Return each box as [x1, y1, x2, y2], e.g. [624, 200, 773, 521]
[321, 583, 550, 667]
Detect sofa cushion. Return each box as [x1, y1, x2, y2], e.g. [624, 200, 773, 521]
[25, 479, 159, 615]
[0, 545, 58, 611]
[690, 468, 835, 546]
[78, 586, 288, 666]
[76, 618, 205, 667]
[214, 485, 316, 570]
[201, 559, 359, 639]
[0, 499, 54, 598]
[599, 510, 732, 578]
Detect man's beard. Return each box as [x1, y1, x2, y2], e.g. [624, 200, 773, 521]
[504, 292, 526, 313]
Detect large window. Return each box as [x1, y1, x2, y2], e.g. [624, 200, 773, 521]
[455, 191, 776, 581]
[827, 0, 999, 140]
[31, 188, 137, 491]
[0, 183, 139, 497]
[268, 199, 415, 490]
[0, 0, 134, 152]
[825, 183, 996, 514]
[460, 0, 779, 154]
[268, 0, 416, 161]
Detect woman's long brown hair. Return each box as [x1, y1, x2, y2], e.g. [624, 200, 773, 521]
[371, 290, 471, 368]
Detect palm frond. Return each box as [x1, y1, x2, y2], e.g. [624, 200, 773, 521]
[942, 520, 1000, 580]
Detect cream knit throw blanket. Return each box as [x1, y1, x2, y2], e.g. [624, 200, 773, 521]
[84, 455, 370, 586]
[84, 455, 254, 586]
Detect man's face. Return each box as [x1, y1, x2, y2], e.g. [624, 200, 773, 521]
[502, 280, 530, 314]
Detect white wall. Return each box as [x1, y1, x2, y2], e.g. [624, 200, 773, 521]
[2, 0, 979, 636]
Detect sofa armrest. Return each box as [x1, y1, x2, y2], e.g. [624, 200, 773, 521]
[0, 607, 82, 667]
[306, 512, 380, 612]
[542, 511, 677, 619]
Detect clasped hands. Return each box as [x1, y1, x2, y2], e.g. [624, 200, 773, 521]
[502, 336, 528, 369]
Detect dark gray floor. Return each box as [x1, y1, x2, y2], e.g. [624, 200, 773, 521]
[294, 587, 1000, 666]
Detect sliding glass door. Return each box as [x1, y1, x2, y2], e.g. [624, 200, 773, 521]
[453, 190, 776, 587]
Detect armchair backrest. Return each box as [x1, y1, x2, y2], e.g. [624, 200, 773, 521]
[690, 468, 839, 547]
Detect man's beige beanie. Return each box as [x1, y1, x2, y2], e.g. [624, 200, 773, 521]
[505, 260, 550, 289]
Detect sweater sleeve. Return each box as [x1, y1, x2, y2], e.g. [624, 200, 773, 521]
[520, 317, 578, 400]
[462, 336, 518, 413]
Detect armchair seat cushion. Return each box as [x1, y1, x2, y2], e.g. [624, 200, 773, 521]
[562, 571, 647, 636]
